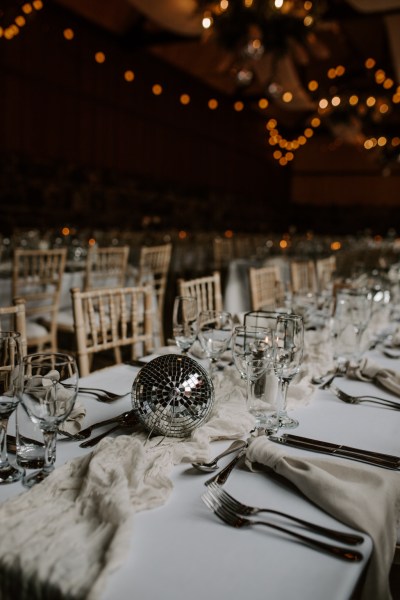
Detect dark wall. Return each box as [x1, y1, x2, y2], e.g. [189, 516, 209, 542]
[0, 4, 288, 234]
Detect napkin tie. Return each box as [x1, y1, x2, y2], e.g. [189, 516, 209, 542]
[246, 436, 400, 600]
[347, 357, 400, 397]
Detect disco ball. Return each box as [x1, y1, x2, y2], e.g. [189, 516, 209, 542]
[131, 354, 214, 438]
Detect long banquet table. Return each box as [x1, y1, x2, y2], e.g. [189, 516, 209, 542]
[1, 343, 400, 600]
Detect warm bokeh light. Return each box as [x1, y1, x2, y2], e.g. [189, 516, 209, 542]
[258, 98, 268, 109]
[22, 3, 33, 14]
[273, 150, 282, 159]
[152, 84, 163, 96]
[336, 65, 345, 76]
[378, 136, 387, 146]
[331, 241, 341, 251]
[282, 92, 293, 103]
[349, 95, 359, 106]
[61, 227, 70, 236]
[224, 230, 234, 238]
[279, 239, 288, 248]
[379, 103, 389, 114]
[94, 52, 106, 64]
[208, 98, 218, 109]
[124, 70, 135, 82]
[319, 98, 329, 109]
[308, 80, 318, 92]
[327, 68, 336, 79]
[88, 238, 96, 247]
[180, 94, 190, 105]
[32, 0, 43, 9]
[63, 28, 74, 40]
[311, 117, 320, 127]
[266, 119, 277, 130]
[383, 78, 394, 89]
[304, 128, 313, 138]
[366, 96, 376, 107]
[15, 16, 26, 27]
[233, 101, 244, 111]
[331, 96, 341, 107]
[365, 57, 376, 69]
[178, 230, 187, 240]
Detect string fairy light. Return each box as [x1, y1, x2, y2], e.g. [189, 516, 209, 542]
[0, 0, 44, 41]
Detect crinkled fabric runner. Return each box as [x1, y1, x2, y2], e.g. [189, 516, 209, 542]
[0, 368, 254, 600]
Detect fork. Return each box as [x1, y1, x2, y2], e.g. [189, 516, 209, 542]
[330, 384, 400, 410]
[206, 483, 363, 545]
[201, 489, 363, 562]
[64, 384, 129, 402]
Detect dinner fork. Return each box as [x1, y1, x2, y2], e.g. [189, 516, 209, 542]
[64, 384, 129, 403]
[206, 483, 363, 545]
[201, 490, 363, 562]
[330, 384, 400, 410]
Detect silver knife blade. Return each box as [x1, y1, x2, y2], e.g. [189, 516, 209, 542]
[269, 435, 400, 470]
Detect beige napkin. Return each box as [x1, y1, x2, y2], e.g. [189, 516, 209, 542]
[246, 436, 400, 600]
[347, 357, 400, 397]
[58, 401, 86, 435]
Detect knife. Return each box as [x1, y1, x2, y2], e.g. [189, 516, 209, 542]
[269, 434, 400, 470]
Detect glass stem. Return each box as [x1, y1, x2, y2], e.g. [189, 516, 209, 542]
[0, 417, 10, 467]
[42, 430, 57, 474]
[278, 378, 290, 418]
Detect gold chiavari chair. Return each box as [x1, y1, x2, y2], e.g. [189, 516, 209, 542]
[71, 285, 153, 377]
[12, 248, 67, 352]
[138, 243, 172, 346]
[178, 271, 223, 313]
[0, 297, 27, 356]
[249, 265, 284, 311]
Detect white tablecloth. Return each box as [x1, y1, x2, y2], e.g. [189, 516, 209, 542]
[3, 344, 400, 599]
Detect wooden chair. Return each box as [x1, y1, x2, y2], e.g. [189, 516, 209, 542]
[12, 248, 67, 352]
[71, 285, 154, 377]
[316, 255, 337, 292]
[249, 265, 283, 311]
[84, 245, 130, 291]
[0, 297, 27, 356]
[138, 243, 172, 346]
[213, 237, 234, 270]
[178, 271, 223, 313]
[290, 260, 318, 295]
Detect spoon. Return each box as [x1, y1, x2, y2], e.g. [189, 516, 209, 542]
[191, 439, 247, 472]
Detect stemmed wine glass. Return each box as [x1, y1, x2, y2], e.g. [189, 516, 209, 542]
[232, 325, 276, 429]
[19, 352, 79, 488]
[0, 331, 24, 484]
[197, 310, 233, 376]
[274, 314, 304, 429]
[172, 296, 198, 354]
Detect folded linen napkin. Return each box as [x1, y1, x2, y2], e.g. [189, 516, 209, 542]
[246, 436, 400, 600]
[347, 357, 400, 397]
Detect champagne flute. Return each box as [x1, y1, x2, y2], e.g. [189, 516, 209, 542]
[0, 331, 24, 484]
[197, 310, 233, 376]
[274, 314, 304, 429]
[172, 296, 198, 354]
[19, 352, 78, 488]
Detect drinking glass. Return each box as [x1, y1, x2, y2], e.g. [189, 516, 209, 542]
[274, 314, 304, 429]
[172, 296, 198, 354]
[333, 288, 372, 363]
[0, 331, 24, 484]
[232, 325, 276, 429]
[197, 310, 233, 376]
[19, 352, 79, 488]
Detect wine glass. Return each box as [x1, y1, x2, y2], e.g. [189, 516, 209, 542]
[197, 310, 233, 376]
[274, 314, 304, 429]
[172, 296, 198, 354]
[0, 331, 24, 484]
[19, 352, 79, 488]
[232, 325, 276, 429]
[333, 288, 372, 364]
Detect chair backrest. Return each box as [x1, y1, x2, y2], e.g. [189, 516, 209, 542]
[71, 285, 154, 377]
[178, 271, 223, 313]
[213, 237, 234, 270]
[12, 248, 67, 352]
[290, 260, 318, 294]
[84, 246, 130, 291]
[0, 297, 27, 356]
[316, 255, 337, 292]
[249, 265, 283, 311]
[139, 243, 172, 345]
